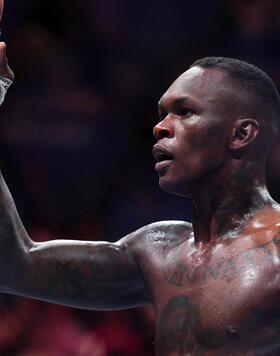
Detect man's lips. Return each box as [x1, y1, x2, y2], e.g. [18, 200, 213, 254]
[153, 145, 174, 171]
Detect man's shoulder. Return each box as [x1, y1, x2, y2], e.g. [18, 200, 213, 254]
[141, 219, 193, 237]
[118, 220, 193, 253]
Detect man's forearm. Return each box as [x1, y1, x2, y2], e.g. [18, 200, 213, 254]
[0, 172, 35, 291]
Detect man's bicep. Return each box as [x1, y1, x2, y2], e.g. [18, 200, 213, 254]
[6, 237, 151, 310]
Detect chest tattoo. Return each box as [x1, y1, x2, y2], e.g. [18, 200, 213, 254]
[163, 232, 280, 287]
[156, 295, 213, 356]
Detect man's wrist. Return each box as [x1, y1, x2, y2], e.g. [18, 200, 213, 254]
[0, 74, 13, 105]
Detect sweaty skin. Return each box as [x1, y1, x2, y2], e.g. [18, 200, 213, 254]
[1, 18, 280, 354]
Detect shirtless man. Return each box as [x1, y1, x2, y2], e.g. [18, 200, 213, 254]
[1, 6, 280, 356]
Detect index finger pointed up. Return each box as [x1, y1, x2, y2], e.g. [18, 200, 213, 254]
[0, 0, 3, 23]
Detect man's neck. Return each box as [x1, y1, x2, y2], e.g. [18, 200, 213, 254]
[191, 162, 274, 243]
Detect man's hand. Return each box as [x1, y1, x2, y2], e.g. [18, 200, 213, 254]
[0, 0, 14, 105]
[0, 42, 14, 82]
[0, 0, 13, 80]
[0, 0, 3, 23]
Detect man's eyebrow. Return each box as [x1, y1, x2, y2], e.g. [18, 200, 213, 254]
[173, 96, 199, 106]
[158, 96, 199, 110]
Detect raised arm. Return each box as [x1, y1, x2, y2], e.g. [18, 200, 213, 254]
[0, 20, 150, 310]
[0, 172, 151, 310]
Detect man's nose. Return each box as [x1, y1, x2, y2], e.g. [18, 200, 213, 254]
[153, 118, 173, 140]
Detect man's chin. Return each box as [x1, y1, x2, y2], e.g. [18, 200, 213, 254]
[158, 177, 195, 198]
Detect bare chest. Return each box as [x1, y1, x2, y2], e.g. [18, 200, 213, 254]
[144, 233, 280, 355]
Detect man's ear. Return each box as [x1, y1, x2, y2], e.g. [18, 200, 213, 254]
[229, 118, 259, 151]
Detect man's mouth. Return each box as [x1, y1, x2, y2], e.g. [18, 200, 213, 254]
[153, 145, 174, 172]
[153, 145, 173, 161]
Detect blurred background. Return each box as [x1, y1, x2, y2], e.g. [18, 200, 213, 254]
[0, 0, 280, 355]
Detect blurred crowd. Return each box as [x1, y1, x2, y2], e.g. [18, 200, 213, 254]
[0, 0, 280, 355]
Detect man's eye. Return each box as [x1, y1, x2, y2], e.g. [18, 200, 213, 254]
[180, 108, 195, 116]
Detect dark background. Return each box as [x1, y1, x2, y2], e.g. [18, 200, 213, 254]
[1, 0, 280, 355]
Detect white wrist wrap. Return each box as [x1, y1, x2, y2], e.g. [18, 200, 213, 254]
[0, 75, 13, 105]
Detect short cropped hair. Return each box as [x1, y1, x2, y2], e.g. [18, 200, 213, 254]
[190, 57, 280, 130]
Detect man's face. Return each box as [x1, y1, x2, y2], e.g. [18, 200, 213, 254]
[153, 66, 233, 197]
